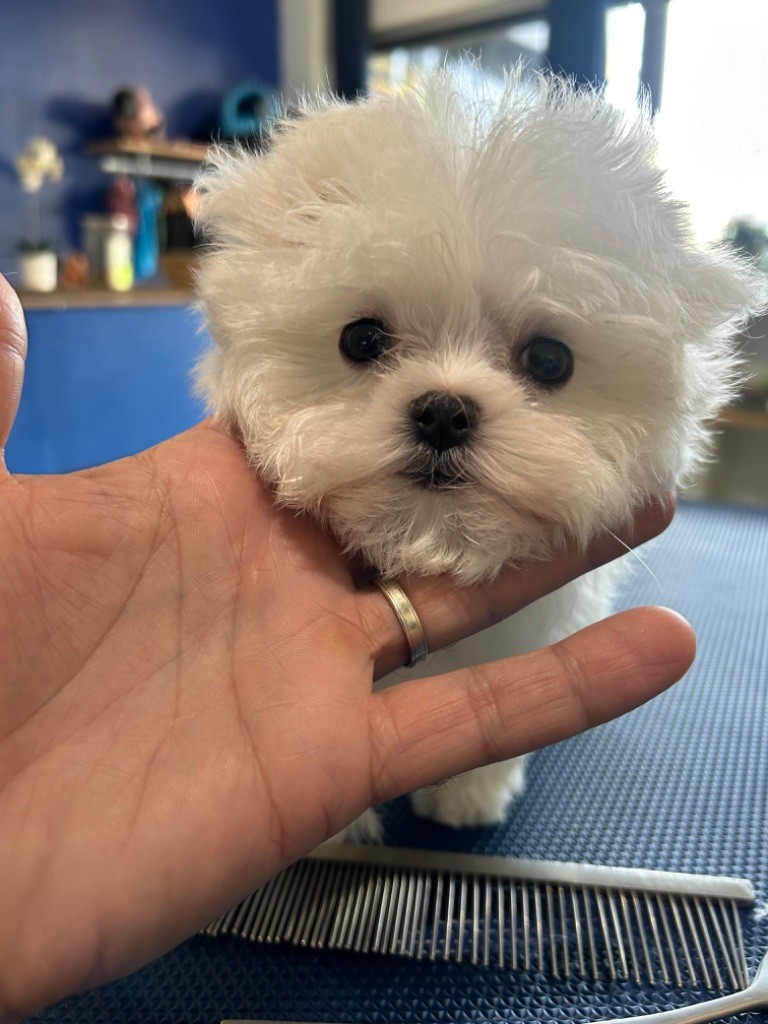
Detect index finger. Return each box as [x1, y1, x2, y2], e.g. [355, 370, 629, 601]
[0, 274, 28, 469]
[367, 605, 695, 801]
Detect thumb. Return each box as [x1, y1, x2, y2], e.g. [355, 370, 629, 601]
[0, 274, 27, 470]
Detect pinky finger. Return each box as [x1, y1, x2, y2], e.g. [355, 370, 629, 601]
[367, 606, 696, 804]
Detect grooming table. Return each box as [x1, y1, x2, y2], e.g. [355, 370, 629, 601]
[30, 500, 768, 1024]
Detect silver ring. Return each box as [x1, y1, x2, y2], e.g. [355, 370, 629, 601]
[373, 579, 429, 668]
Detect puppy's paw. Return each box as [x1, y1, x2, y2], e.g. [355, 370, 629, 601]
[411, 782, 510, 827]
[411, 759, 527, 828]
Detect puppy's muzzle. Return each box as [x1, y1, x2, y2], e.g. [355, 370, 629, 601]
[409, 391, 479, 453]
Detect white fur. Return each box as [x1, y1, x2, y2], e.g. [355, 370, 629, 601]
[194, 71, 764, 831]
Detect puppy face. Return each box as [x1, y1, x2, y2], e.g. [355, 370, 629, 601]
[195, 73, 763, 582]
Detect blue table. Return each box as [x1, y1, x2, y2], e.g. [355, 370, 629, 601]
[6, 302, 206, 474]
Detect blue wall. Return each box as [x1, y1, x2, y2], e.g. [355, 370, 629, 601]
[6, 304, 209, 473]
[0, 0, 279, 265]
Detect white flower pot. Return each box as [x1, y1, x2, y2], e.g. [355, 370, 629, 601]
[19, 250, 57, 292]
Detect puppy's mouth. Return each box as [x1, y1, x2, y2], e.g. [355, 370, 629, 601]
[399, 454, 469, 491]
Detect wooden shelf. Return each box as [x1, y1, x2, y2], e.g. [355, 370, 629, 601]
[87, 137, 210, 160]
[86, 137, 211, 182]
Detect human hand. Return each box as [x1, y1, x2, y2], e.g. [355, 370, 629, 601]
[0, 274, 695, 1020]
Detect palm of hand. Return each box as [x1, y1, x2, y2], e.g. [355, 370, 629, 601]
[0, 422, 384, 1007]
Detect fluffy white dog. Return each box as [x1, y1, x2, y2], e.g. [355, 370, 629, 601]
[194, 71, 762, 833]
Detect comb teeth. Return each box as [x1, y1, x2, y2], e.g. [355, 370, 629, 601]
[205, 849, 752, 991]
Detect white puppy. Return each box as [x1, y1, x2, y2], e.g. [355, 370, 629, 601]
[194, 71, 762, 833]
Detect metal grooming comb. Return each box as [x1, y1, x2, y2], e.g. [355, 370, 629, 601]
[592, 949, 768, 1023]
[205, 845, 755, 992]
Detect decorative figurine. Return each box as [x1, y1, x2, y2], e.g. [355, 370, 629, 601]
[111, 85, 165, 139]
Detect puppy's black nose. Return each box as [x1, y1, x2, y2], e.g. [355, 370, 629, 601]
[409, 391, 479, 453]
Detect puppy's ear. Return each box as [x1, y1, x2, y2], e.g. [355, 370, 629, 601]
[679, 246, 766, 337]
[192, 142, 272, 247]
[291, 177, 355, 227]
[193, 130, 359, 255]
[673, 244, 767, 422]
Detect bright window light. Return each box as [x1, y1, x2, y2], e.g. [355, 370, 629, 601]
[604, 2, 646, 113]
[655, 0, 768, 240]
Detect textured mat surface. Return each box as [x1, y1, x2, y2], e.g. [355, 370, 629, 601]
[30, 500, 768, 1024]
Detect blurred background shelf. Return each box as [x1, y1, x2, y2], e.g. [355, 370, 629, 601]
[719, 406, 768, 431]
[86, 137, 211, 182]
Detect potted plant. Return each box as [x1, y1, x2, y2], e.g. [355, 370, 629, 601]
[14, 138, 64, 292]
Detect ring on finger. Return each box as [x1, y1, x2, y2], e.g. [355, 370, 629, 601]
[372, 579, 429, 668]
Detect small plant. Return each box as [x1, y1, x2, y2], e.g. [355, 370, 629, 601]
[14, 137, 64, 253]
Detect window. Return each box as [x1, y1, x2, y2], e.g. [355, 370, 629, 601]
[369, 17, 549, 95]
[369, 0, 768, 244]
[604, 2, 646, 113]
[656, 0, 768, 241]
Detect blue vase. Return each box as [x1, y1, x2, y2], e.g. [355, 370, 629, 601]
[134, 179, 162, 281]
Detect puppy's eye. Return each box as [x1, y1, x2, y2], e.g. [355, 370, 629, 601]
[519, 336, 574, 387]
[340, 318, 391, 364]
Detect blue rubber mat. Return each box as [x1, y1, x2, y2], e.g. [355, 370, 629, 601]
[30, 500, 768, 1024]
